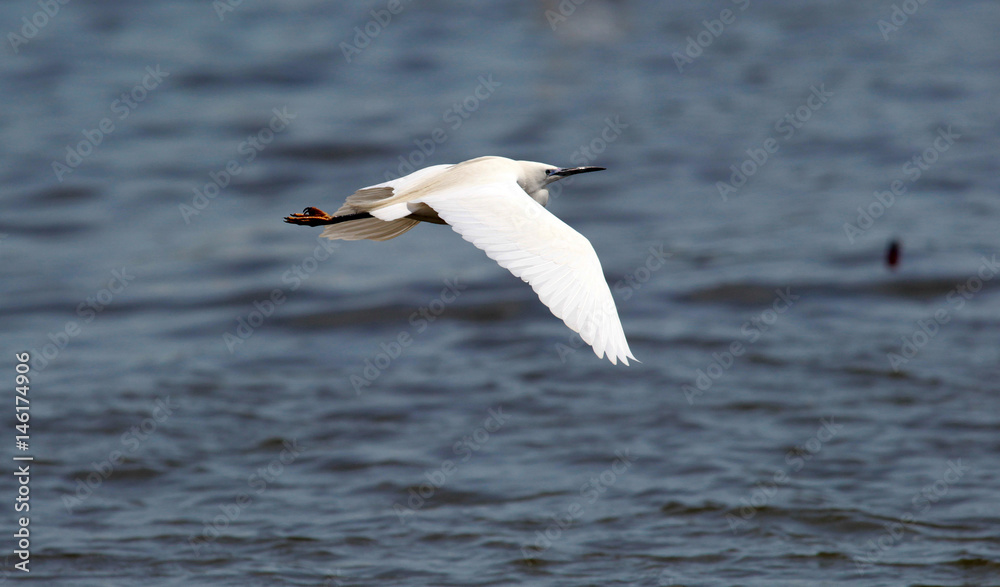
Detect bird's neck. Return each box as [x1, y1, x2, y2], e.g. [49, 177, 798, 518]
[529, 189, 550, 207]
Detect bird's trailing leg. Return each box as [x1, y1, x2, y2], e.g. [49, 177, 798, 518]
[283, 207, 373, 226]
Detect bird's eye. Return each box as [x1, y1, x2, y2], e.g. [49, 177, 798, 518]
[545, 168, 559, 176]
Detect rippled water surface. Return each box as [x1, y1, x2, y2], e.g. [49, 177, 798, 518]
[2, 1, 999, 585]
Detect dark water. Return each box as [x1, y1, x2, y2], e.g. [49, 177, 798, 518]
[2, 1, 999, 585]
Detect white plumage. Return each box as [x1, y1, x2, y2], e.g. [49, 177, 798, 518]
[285, 156, 637, 365]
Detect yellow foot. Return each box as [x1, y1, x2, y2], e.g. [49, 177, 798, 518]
[284, 207, 333, 226]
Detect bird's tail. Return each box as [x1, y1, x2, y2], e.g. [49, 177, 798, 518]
[319, 217, 419, 241]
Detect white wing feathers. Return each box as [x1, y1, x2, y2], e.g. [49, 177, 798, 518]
[413, 181, 636, 365]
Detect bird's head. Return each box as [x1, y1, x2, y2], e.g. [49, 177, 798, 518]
[516, 161, 605, 206]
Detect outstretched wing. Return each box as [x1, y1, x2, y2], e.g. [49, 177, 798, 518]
[415, 181, 636, 365]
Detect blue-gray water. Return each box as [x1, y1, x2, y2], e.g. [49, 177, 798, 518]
[2, 1, 999, 585]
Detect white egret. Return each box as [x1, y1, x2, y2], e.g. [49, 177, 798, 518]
[284, 156, 636, 365]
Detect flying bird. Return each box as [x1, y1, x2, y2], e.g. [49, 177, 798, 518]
[284, 156, 636, 365]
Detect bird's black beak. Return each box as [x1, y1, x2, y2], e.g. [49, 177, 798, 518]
[548, 166, 606, 178]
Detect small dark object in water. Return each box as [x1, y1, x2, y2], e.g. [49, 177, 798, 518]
[886, 239, 901, 270]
